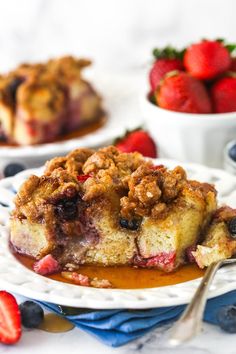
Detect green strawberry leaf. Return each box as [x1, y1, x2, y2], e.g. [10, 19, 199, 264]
[152, 46, 185, 60]
[216, 38, 225, 43]
[225, 44, 236, 54]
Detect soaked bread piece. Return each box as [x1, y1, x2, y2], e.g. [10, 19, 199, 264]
[10, 146, 217, 272]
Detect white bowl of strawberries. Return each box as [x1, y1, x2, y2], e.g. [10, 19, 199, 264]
[140, 39, 236, 168]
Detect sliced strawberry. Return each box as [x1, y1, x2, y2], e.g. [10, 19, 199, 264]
[0, 291, 21, 344]
[146, 251, 176, 269]
[77, 174, 91, 183]
[115, 130, 157, 158]
[133, 251, 176, 272]
[33, 254, 60, 275]
[61, 272, 90, 286]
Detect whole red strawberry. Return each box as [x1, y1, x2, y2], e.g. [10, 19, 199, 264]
[184, 40, 231, 80]
[211, 76, 236, 113]
[0, 291, 21, 344]
[149, 46, 184, 92]
[115, 130, 157, 158]
[156, 71, 212, 114]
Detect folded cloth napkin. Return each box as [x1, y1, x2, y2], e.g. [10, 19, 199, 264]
[38, 290, 236, 347]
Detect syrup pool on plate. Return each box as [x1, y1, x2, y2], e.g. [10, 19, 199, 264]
[15, 253, 204, 289]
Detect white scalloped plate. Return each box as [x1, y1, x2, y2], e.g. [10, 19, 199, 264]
[0, 160, 236, 309]
[0, 73, 143, 170]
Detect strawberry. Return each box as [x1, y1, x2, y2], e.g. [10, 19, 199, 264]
[211, 76, 236, 113]
[61, 272, 90, 286]
[230, 57, 236, 72]
[149, 46, 184, 92]
[0, 291, 21, 344]
[77, 174, 91, 183]
[33, 254, 60, 275]
[156, 71, 212, 114]
[115, 130, 157, 158]
[184, 40, 232, 80]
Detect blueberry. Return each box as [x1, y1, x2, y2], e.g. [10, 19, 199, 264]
[229, 144, 236, 162]
[228, 217, 236, 237]
[3, 163, 25, 177]
[19, 301, 44, 328]
[56, 199, 77, 220]
[7, 77, 24, 104]
[217, 305, 236, 333]
[119, 218, 140, 230]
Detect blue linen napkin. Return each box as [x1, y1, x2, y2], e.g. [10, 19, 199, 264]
[38, 290, 236, 347]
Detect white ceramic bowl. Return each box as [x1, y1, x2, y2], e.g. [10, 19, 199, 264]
[140, 92, 236, 168]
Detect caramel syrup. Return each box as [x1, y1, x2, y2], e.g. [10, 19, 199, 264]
[15, 253, 204, 289]
[0, 115, 106, 147]
[38, 313, 74, 333]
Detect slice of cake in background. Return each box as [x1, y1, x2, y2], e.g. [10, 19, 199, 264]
[10, 146, 217, 273]
[0, 56, 103, 145]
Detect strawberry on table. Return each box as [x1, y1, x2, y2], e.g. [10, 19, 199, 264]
[183, 39, 232, 80]
[0, 291, 21, 344]
[156, 71, 212, 114]
[211, 76, 236, 113]
[149, 46, 184, 92]
[115, 129, 157, 158]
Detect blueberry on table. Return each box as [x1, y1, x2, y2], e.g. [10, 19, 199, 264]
[228, 217, 236, 237]
[3, 163, 25, 177]
[19, 301, 44, 328]
[229, 144, 236, 162]
[217, 305, 236, 333]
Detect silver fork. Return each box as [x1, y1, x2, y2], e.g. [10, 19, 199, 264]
[168, 257, 236, 346]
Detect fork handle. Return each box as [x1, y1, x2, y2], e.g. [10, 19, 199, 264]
[168, 261, 222, 346]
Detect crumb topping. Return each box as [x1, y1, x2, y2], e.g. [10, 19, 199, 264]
[13, 169, 80, 223]
[120, 164, 187, 219]
[13, 146, 217, 223]
[212, 206, 236, 223]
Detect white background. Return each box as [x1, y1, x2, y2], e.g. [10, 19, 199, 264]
[0, 0, 235, 74]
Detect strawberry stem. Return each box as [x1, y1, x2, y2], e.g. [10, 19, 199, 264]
[114, 127, 144, 145]
[152, 46, 185, 60]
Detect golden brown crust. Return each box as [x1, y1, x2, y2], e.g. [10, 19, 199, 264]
[47, 56, 91, 81]
[212, 206, 236, 222]
[13, 169, 80, 223]
[45, 148, 95, 177]
[13, 146, 217, 224]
